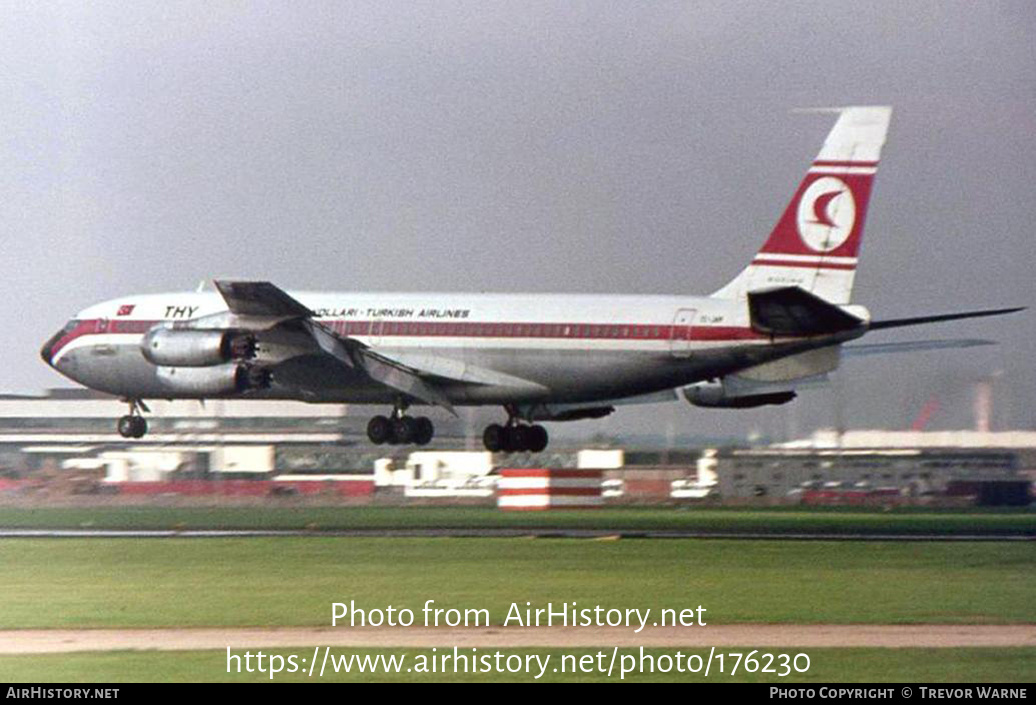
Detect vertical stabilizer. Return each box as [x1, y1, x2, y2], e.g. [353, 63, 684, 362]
[712, 106, 892, 304]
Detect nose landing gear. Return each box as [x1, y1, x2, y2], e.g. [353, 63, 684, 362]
[117, 399, 150, 439]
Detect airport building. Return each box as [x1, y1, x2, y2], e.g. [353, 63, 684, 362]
[705, 446, 1025, 503]
[0, 390, 1032, 505]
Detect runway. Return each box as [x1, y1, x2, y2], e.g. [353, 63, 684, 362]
[0, 528, 1031, 540]
[2, 625, 1033, 654]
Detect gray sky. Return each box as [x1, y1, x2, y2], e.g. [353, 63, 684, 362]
[3, 1, 1034, 439]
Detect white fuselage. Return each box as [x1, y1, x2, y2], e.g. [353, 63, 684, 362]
[42, 289, 850, 409]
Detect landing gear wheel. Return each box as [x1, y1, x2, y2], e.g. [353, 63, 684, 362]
[368, 408, 434, 447]
[528, 424, 548, 453]
[117, 415, 147, 439]
[483, 424, 505, 452]
[483, 420, 551, 453]
[414, 417, 434, 446]
[508, 426, 527, 453]
[116, 399, 150, 439]
[367, 415, 393, 445]
[392, 416, 418, 445]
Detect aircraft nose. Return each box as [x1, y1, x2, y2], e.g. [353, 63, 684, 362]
[40, 333, 59, 366]
[40, 321, 74, 367]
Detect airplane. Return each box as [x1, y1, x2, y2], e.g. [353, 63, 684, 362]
[40, 106, 1022, 452]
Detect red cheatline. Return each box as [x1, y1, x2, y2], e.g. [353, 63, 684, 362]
[48, 318, 770, 357]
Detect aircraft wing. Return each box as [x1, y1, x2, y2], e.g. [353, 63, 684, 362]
[213, 279, 460, 414]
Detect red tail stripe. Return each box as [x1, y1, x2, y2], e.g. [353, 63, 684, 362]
[751, 258, 858, 271]
[812, 160, 879, 168]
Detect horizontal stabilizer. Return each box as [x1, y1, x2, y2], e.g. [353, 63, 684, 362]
[844, 338, 996, 357]
[748, 286, 864, 336]
[869, 307, 1024, 331]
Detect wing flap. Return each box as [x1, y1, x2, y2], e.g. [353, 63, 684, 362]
[301, 318, 458, 415]
[213, 280, 458, 413]
[383, 351, 546, 391]
[356, 349, 457, 415]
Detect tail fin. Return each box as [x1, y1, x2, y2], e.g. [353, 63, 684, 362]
[712, 106, 892, 304]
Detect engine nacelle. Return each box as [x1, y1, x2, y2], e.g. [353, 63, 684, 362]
[141, 328, 256, 367]
[156, 363, 270, 396]
[683, 380, 796, 409]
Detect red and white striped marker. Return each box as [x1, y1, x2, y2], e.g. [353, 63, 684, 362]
[496, 469, 603, 511]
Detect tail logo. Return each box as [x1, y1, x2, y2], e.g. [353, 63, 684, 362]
[796, 176, 856, 252]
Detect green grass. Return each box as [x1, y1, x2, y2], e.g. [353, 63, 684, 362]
[0, 505, 1033, 535]
[1, 648, 1033, 682]
[0, 538, 1032, 628]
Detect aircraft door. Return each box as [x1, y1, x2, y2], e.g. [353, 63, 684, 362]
[670, 308, 697, 357]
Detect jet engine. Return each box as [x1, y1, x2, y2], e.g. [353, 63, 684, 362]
[156, 363, 270, 396]
[141, 328, 256, 367]
[683, 380, 796, 409]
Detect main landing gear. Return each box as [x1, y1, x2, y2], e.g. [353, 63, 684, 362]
[117, 399, 149, 439]
[482, 406, 549, 453]
[367, 403, 434, 446]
